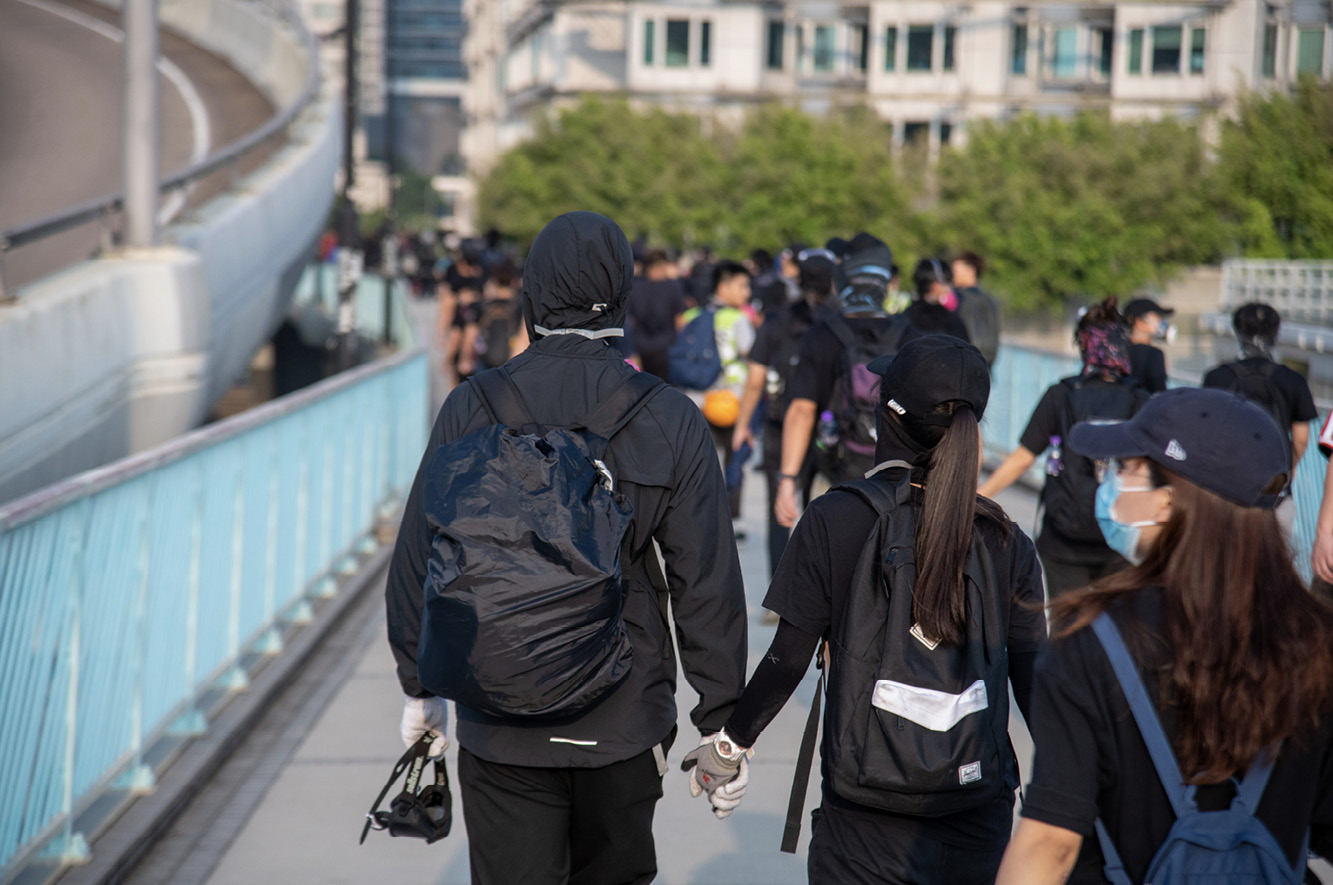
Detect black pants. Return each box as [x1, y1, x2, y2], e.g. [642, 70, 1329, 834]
[807, 804, 1006, 885]
[1038, 549, 1130, 598]
[457, 746, 664, 885]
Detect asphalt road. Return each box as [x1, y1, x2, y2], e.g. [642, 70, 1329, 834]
[0, 0, 273, 290]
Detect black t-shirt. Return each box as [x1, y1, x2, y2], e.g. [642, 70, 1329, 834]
[749, 301, 820, 426]
[763, 480, 1048, 849]
[627, 277, 687, 353]
[902, 301, 971, 342]
[787, 315, 916, 412]
[1201, 358, 1317, 437]
[1127, 343, 1167, 394]
[1023, 589, 1333, 883]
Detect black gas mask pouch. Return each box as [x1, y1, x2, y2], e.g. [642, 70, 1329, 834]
[360, 733, 452, 845]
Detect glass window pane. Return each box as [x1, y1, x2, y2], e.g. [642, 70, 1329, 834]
[1152, 25, 1181, 74]
[796, 25, 805, 69]
[814, 25, 834, 71]
[1098, 28, 1114, 76]
[1129, 28, 1143, 74]
[1011, 24, 1028, 75]
[940, 122, 953, 145]
[701, 20, 711, 66]
[767, 21, 784, 70]
[644, 19, 655, 65]
[856, 25, 869, 72]
[904, 121, 929, 145]
[1262, 24, 1278, 77]
[665, 19, 689, 67]
[1052, 27, 1077, 78]
[1190, 28, 1205, 74]
[1297, 28, 1325, 76]
[885, 26, 897, 71]
[943, 25, 956, 71]
[907, 25, 933, 71]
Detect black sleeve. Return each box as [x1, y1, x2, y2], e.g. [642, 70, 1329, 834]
[748, 318, 778, 367]
[786, 324, 835, 408]
[1145, 348, 1168, 394]
[724, 618, 822, 748]
[1019, 384, 1066, 455]
[1006, 531, 1048, 655]
[1284, 370, 1318, 423]
[1201, 365, 1229, 390]
[761, 494, 841, 637]
[1009, 650, 1037, 725]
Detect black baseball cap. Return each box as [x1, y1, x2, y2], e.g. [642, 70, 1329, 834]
[1123, 298, 1175, 321]
[867, 336, 990, 426]
[1067, 387, 1288, 509]
[798, 254, 835, 295]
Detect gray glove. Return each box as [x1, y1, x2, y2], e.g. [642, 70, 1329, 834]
[399, 696, 449, 757]
[681, 731, 750, 819]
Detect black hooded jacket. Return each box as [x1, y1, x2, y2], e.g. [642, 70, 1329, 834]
[385, 212, 749, 767]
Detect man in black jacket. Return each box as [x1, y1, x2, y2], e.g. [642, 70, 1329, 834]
[385, 212, 749, 884]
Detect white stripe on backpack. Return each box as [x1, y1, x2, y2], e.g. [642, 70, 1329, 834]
[871, 679, 989, 732]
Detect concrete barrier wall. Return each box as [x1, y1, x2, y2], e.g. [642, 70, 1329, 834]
[0, 0, 339, 503]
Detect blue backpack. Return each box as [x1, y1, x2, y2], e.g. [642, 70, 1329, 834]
[667, 309, 722, 390]
[1091, 613, 1308, 885]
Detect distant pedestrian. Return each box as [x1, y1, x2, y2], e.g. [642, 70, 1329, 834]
[386, 211, 748, 885]
[903, 258, 972, 343]
[1122, 297, 1173, 394]
[951, 251, 1002, 365]
[692, 336, 1046, 884]
[998, 387, 1333, 884]
[626, 249, 688, 381]
[980, 298, 1150, 597]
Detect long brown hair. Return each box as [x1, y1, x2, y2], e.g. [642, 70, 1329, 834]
[911, 405, 1009, 645]
[1050, 467, 1333, 783]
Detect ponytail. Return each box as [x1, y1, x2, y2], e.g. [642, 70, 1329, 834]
[913, 406, 980, 646]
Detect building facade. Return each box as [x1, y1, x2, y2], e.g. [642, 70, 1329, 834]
[462, 0, 1333, 177]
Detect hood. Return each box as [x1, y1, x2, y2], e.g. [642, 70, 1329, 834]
[521, 212, 633, 340]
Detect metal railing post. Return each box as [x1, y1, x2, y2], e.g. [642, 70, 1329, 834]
[122, 0, 160, 249]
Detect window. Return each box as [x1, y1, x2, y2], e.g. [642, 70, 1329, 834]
[1152, 25, 1182, 74]
[1262, 23, 1278, 77]
[943, 25, 956, 71]
[813, 25, 835, 72]
[796, 25, 805, 69]
[1052, 26, 1077, 78]
[531, 32, 542, 78]
[644, 19, 655, 65]
[939, 122, 953, 145]
[1097, 28, 1114, 77]
[1190, 28, 1205, 74]
[1297, 28, 1325, 76]
[907, 25, 933, 71]
[885, 26, 898, 71]
[903, 121, 930, 145]
[665, 19, 689, 66]
[766, 21, 784, 70]
[1128, 28, 1144, 74]
[701, 21, 711, 66]
[854, 24, 869, 72]
[1011, 24, 1028, 75]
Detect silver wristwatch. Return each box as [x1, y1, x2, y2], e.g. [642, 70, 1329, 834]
[712, 729, 746, 762]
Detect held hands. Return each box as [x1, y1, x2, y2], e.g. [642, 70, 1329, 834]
[681, 731, 750, 819]
[400, 696, 449, 758]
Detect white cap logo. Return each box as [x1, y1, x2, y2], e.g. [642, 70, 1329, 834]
[886, 399, 907, 416]
[1165, 440, 1187, 461]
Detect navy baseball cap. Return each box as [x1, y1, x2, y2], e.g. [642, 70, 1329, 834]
[1067, 387, 1288, 509]
[1123, 298, 1174, 321]
[868, 336, 990, 426]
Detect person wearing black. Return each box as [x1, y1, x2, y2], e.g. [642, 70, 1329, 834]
[951, 250, 1002, 366]
[732, 252, 836, 579]
[625, 249, 687, 381]
[773, 233, 917, 527]
[981, 299, 1150, 597]
[902, 257, 972, 343]
[1202, 302, 1316, 473]
[386, 212, 749, 885]
[998, 387, 1333, 883]
[1122, 297, 1173, 394]
[685, 336, 1047, 883]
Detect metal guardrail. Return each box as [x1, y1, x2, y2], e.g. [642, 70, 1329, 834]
[0, 347, 429, 879]
[0, 0, 322, 294]
[981, 343, 1327, 581]
[1220, 259, 1333, 327]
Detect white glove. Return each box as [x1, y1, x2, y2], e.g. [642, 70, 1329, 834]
[400, 696, 449, 757]
[682, 732, 750, 819]
[709, 756, 749, 819]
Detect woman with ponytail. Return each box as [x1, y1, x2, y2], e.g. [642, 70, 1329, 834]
[681, 336, 1046, 883]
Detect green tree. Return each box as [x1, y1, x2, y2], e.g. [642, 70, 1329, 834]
[1216, 79, 1333, 258]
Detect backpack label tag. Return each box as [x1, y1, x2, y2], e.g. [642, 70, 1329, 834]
[959, 761, 982, 785]
[871, 679, 989, 732]
[910, 622, 941, 651]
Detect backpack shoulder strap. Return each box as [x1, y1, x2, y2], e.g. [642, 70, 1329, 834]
[470, 368, 540, 434]
[835, 465, 914, 511]
[575, 371, 667, 440]
[781, 667, 824, 854]
[1091, 613, 1194, 817]
[823, 313, 858, 355]
[1233, 749, 1278, 813]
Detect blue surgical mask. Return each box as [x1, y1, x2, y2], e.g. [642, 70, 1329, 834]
[1094, 472, 1159, 564]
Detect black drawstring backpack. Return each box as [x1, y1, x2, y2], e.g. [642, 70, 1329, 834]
[360, 733, 452, 845]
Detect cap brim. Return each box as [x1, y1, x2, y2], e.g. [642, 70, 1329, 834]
[866, 354, 895, 375]
[1067, 420, 1148, 461]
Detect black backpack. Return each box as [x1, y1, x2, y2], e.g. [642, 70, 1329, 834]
[821, 315, 911, 470]
[473, 298, 518, 370]
[417, 368, 664, 719]
[824, 468, 1014, 815]
[1211, 361, 1291, 452]
[762, 303, 819, 425]
[1042, 377, 1150, 545]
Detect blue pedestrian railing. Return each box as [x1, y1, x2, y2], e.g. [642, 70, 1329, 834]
[0, 347, 428, 878]
[983, 343, 1326, 581]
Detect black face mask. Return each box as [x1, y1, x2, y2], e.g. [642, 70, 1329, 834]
[874, 409, 933, 467]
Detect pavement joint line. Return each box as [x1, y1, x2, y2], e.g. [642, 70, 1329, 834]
[53, 545, 394, 885]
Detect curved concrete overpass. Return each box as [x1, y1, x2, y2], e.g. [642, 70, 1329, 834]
[0, 0, 274, 289]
